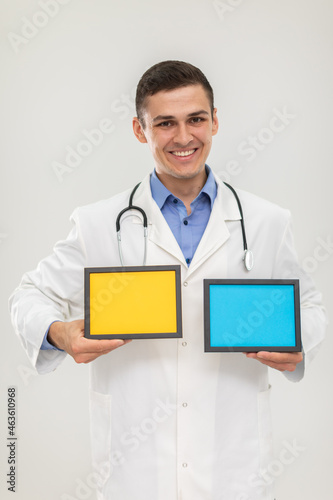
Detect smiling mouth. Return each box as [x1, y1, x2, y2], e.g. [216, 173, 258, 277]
[170, 149, 197, 157]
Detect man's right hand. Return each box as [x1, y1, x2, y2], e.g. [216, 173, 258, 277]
[48, 319, 131, 364]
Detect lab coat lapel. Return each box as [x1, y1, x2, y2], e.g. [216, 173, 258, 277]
[188, 175, 241, 274]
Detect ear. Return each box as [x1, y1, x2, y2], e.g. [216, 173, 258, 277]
[133, 117, 147, 143]
[211, 108, 219, 136]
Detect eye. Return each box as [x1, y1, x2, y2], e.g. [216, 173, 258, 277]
[157, 121, 173, 127]
[190, 117, 205, 124]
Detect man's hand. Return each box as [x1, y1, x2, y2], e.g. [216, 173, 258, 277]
[48, 319, 131, 364]
[244, 351, 303, 372]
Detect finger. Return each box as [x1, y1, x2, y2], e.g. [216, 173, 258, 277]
[68, 320, 132, 354]
[70, 339, 132, 363]
[74, 337, 131, 354]
[244, 351, 302, 363]
[256, 351, 303, 364]
[245, 353, 298, 372]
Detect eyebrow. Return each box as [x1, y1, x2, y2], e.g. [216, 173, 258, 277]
[151, 109, 210, 123]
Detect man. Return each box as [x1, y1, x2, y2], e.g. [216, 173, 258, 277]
[9, 61, 326, 500]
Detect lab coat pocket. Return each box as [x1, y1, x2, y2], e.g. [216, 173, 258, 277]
[89, 390, 112, 488]
[257, 385, 274, 472]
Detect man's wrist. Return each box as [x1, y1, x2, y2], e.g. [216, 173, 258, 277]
[47, 321, 65, 350]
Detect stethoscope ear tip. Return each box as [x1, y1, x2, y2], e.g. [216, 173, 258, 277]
[244, 249, 254, 271]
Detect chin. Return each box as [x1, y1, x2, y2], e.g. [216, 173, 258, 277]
[173, 171, 201, 180]
[173, 168, 205, 180]
[166, 162, 205, 178]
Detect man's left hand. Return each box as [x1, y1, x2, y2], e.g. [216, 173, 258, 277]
[244, 351, 303, 372]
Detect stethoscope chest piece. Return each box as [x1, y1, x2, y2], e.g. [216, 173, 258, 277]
[244, 249, 254, 272]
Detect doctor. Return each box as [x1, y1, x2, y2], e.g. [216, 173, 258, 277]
[10, 61, 326, 500]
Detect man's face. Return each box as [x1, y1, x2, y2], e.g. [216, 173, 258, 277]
[133, 85, 218, 182]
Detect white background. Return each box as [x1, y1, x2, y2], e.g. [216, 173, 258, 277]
[0, 0, 332, 499]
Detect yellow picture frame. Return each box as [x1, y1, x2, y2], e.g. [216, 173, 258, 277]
[84, 265, 182, 339]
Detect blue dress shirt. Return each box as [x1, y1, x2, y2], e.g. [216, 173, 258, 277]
[150, 165, 217, 266]
[42, 165, 217, 350]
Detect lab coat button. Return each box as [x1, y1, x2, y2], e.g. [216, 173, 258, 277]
[182, 342, 187, 347]
[182, 463, 188, 468]
[183, 281, 188, 287]
[182, 403, 188, 407]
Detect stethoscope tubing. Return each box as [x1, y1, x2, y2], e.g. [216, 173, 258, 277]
[116, 183, 148, 266]
[222, 182, 254, 271]
[116, 180, 254, 271]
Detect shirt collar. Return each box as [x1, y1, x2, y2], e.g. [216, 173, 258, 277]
[150, 165, 217, 210]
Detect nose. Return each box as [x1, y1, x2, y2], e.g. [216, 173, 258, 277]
[173, 123, 193, 147]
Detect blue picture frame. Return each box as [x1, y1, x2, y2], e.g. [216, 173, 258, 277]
[204, 279, 301, 352]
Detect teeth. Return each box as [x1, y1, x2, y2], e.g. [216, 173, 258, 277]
[171, 149, 196, 157]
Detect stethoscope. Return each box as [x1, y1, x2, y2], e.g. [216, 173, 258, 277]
[116, 181, 254, 271]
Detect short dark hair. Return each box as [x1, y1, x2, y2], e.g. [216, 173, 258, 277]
[136, 60, 214, 127]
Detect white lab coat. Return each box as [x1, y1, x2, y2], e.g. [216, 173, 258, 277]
[9, 172, 326, 500]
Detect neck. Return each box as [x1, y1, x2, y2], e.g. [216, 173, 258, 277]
[156, 169, 207, 214]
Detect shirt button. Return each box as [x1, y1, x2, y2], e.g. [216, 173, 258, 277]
[173, 199, 178, 204]
[183, 220, 188, 226]
[186, 258, 191, 264]
[182, 341, 187, 347]
[183, 282, 188, 287]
